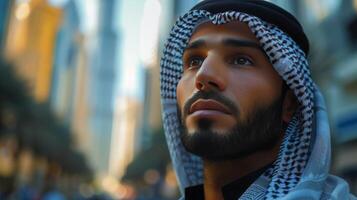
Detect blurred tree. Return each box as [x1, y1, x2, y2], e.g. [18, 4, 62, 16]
[347, 15, 357, 46]
[0, 60, 31, 135]
[122, 128, 170, 182]
[0, 57, 92, 180]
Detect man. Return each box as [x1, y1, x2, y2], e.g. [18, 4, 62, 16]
[160, 0, 356, 199]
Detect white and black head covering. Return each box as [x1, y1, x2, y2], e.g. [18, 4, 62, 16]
[160, 0, 354, 199]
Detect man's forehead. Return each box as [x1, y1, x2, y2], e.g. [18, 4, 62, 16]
[185, 20, 262, 52]
[189, 21, 260, 44]
[190, 0, 310, 54]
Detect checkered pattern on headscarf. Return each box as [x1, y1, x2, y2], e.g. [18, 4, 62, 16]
[160, 10, 316, 199]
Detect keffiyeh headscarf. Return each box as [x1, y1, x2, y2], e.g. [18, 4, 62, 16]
[160, 0, 355, 199]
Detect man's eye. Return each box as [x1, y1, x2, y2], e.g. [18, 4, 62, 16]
[187, 57, 204, 69]
[229, 56, 253, 66]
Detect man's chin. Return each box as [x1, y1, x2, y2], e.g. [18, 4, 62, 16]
[181, 129, 280, 161]
[180, 119, 282, 161]
[179, 94, 284, 161]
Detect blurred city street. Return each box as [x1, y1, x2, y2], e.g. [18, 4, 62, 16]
[0, 0, 357, 199]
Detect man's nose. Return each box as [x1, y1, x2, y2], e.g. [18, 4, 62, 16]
[195, 55, 227, 92]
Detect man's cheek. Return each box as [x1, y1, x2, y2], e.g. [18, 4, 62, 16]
[176, 81, 188, 112]
[176, 95, 183, 115]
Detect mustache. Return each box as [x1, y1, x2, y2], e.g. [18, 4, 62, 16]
[182, 90, 239, 117]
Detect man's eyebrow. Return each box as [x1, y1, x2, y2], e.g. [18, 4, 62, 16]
[184, 38, 264, 52]
[185, 39, 206, 50]
[222, 38, 263, 51]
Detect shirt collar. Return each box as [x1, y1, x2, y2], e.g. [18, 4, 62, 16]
[184, 163, 272, 200]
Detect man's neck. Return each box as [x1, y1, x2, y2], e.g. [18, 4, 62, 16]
[202, 141, 281, 200]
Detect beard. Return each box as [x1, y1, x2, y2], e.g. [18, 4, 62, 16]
[178, 90, 284, 161]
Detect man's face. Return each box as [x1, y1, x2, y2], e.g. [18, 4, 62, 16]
[176, 21, 285, 160]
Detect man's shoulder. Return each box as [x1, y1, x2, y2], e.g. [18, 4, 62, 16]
[321, 174, 356, 200]
[281, 174, 356, 199]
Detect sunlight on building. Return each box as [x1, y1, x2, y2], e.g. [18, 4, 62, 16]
[5, 0, 63, 102]
[354, 0, 357, 12]
[79, 0, 98, 33]
[139, 0, 162, 67]
[110, 97, 142, 179]
[15, 2, 31, 20]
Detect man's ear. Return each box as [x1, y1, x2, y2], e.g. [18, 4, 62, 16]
[282, 90, 298, 123]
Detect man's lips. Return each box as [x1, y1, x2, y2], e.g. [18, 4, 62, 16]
[189, 99, 232, 115]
